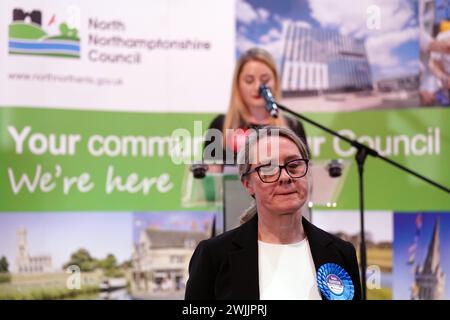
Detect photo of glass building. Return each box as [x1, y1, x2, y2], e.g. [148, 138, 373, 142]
[280, 21, 373, 95]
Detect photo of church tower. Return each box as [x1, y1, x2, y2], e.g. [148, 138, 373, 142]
[394, 212, 450, 300]
[16, 227, 52, 274]
[411, 218, 446, 300]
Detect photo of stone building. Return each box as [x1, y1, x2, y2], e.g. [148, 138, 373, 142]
[16, 228, 52, 274]
[131, 212, 212, 299]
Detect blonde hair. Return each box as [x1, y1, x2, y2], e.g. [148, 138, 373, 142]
[223, 48, 287, 145]
[237, 126, 310, 224]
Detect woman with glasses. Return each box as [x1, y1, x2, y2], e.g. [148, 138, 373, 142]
[185, 126, 361, 300]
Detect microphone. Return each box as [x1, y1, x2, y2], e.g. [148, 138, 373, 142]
[259, 84, 279, 118]
[190, 162, 208, 179]
[327, 159, 343, 178]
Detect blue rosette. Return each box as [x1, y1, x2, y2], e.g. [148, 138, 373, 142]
[317, 263, 354, 300]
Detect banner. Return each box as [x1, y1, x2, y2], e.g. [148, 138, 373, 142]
[0, 0, 235, 112]
[1, 107, 448, 211]
[1, 0, 449, 301]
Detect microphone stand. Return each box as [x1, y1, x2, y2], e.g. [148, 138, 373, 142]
[275, 103, 450, 300]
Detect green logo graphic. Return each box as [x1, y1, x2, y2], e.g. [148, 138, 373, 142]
[8, 8, 80, 58]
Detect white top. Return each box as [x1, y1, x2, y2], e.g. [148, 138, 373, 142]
[258, 238, 322, 300]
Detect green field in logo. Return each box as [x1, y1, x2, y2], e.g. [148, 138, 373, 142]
[8, 8, 80, 58]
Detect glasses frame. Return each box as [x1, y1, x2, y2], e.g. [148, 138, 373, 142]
[243, 158, 309, 183]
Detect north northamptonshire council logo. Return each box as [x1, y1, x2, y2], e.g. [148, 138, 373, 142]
[8, 8, 80, 58]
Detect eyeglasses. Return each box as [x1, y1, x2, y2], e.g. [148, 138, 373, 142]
[243, 158, 309, 183]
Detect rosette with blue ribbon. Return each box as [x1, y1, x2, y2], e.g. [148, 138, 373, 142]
[317, 263, 354, 300]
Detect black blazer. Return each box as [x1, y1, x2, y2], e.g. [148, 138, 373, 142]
[185, 214, 362, 300]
